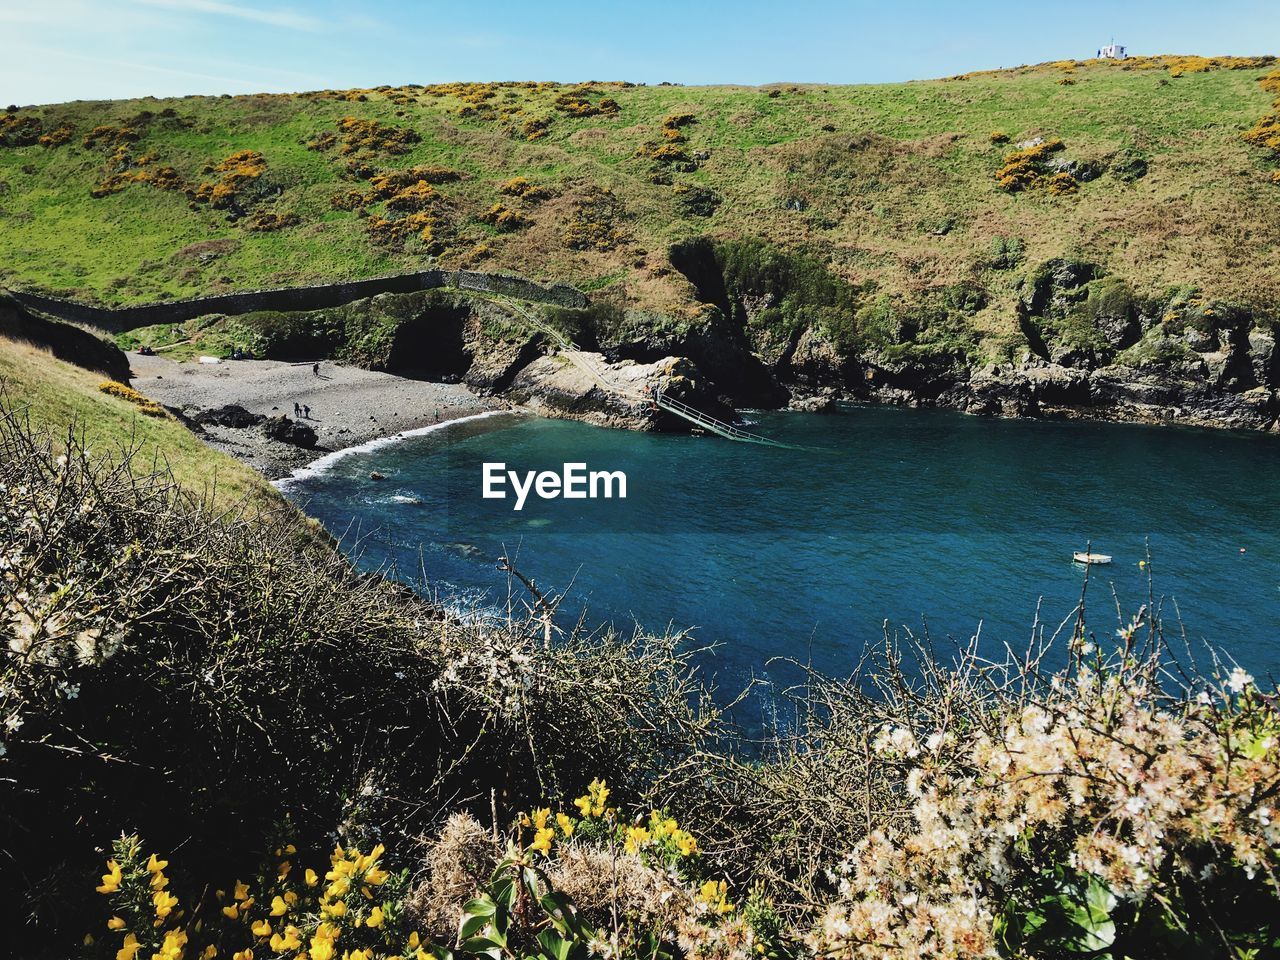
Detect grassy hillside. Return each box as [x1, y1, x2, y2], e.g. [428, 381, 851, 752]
[2, 55, 1278, 354]
[0, 336, 280, 508]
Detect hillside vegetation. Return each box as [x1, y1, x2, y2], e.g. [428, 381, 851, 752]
[2, 56, 1279, 355]
[0, 336, 279, 509]
[3, 402, 1280, 959]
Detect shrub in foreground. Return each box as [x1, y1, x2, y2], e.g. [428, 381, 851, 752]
[4, 405, 1280, 957]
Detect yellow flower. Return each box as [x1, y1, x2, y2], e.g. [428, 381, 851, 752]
[304, 868, 319, 888]
[153, 889, 178, 919]
[407, 933, 420, 949]
[251, 919, 272, 937]
[156, 929, 188, 960]
[97, 860, 123, 894]
[233, 880, 250, 901]
[624, 826, 651, 855]
[116, 932, 141, 960]
[697, 879, 733, 916]
[531, 808, 551, 830]
[147, 854, 169, 874]
[107, 916, 127, 931]
[530, 827, 554, 855]
[322, 899, 347, 918]
[556, 813, 574, 837]
[222, 904, 239, 921]
[232, 951, 254, 960]
[365, 865, 389, 886]
[270, 895, 288, 917]
[202, 946, 218, 960]
[283, 890, 298, 906]
[269, 925, 301, 953]
[326, 860, 355, 882]
[675, 831, 699, 857]
[277, 860, 292, 880]
[150, 870, 169, 891]
[365, 905, 386, 929]
[574, 777, 611, 817]
[284, 844, 297, 855]
[309, 923, 340, 960]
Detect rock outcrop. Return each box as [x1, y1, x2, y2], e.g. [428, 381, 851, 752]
[260, 415, 317, 448]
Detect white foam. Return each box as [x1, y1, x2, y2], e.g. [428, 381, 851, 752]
[272, 409, 516, 489]
[386, 494, 423, 504]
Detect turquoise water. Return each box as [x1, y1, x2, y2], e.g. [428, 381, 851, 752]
[282, 406, 1280, 687]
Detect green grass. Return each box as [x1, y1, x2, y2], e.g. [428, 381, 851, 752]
[0, 337, 282, 510]
[1, 57, 1278, 352]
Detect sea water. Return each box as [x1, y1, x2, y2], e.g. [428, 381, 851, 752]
[280, 406, 1280, 689]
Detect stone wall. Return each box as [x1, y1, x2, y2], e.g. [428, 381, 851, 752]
[0, 294, 131, 380]
[3, 270, 589, 332]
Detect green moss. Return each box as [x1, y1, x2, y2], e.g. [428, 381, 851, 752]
[1117, 329, 1197, 367]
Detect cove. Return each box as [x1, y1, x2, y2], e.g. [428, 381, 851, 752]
[281, 406, 1280, 688]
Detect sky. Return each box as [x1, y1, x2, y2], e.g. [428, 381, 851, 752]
[2, 0, 1278, 105]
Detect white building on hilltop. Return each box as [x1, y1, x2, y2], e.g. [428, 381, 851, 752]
[1098, 41, 1127, 59]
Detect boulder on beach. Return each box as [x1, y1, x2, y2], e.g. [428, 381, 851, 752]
[261, 415, 318, 449]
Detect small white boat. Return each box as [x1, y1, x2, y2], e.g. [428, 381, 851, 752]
[1073, 551, 1113, 565]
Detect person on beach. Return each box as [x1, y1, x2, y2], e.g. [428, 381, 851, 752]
[303, 405, 311, 419]
[435, 408, 441, 422]
[294, 402, 302, 417]
[313, 363, 320, 377]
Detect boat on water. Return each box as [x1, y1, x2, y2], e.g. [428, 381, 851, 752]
[1073, 551, 1113, 565]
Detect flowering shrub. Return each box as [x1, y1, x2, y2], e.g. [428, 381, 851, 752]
[1243, 114, 1280, 156]
[553, 87, 621, 118]
[365, 211, 440, 251]
[90, 834, 420, 960]
[561, 187, 626, 251]
[498, 177, 553, 202]
[1237, 65, 1280, 179]
[810, 646, 1280, 959]
[327, 167, 462, 229]
[385, 180, 439, 212]
[522, 116, 553, 141]
[245, 211, 300, 232]
[440, 779, 782, 960]
[0, 113, 44, 147]
[480, 202, 529, 231]
[330, 189, 368, 211]
[98, 381, 167, 417]
[1045, 171, 1079, 195]
[988, 130, 1010, 145]
[38, 123, 74, 148]
[995, 137, 1066, 192]
[81, 779, 781, 960]
[82, 124, 140, 150]
[336, 117, 421, 156]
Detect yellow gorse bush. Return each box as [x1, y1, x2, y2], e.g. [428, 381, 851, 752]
[91, 834, 424, 960]
[994, 137, 1078, 195]
[98, 382, 167, 418]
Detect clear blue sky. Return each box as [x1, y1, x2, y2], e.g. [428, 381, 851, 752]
[3, 0, 1278, 105]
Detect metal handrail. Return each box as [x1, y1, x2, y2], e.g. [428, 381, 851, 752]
[484, 294, 793, 447]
